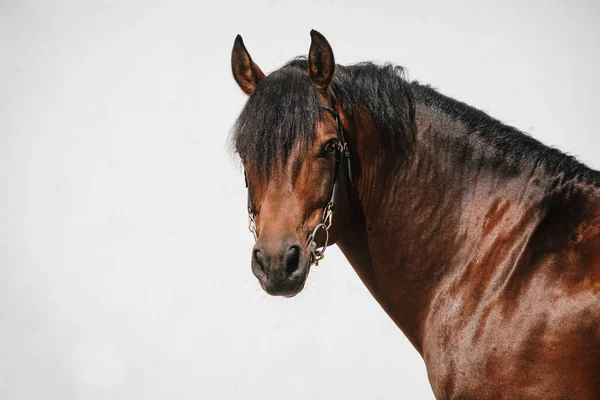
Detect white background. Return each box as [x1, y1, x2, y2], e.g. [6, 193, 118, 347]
[1, 1, 599, 399]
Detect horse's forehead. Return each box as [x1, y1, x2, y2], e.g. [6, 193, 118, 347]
[251, 150, 314, 197]
[246, 153, 296, 185]
[273, 150, 307, 186]
[244, 113, 337, 192]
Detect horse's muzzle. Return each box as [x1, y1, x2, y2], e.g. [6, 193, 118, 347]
[251, 237, 309, 297]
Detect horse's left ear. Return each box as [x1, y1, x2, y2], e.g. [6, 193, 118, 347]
[308, 30, 335, 91]
[231, 34, 265, 96]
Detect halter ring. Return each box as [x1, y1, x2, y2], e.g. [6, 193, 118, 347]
[307, 222, 329, 266]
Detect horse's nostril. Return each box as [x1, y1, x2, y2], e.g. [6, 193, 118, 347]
[253, 248, 266, 274]
[284, 245, 300, 276]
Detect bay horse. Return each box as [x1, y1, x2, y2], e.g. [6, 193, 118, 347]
[229, 30, 600, 398]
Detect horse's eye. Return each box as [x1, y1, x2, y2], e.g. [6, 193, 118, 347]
[322, 141, 339, 156]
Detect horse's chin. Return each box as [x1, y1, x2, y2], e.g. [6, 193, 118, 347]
[281, 280, 307, 298]
[260, 264, 310, 298]
[263, 278, 307, 297]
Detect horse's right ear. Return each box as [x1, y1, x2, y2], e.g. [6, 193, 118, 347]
[231, 35, 265, 96]
[308, 30, 335, 91]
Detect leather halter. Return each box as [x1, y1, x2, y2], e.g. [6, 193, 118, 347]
[245, 103, 352, 266]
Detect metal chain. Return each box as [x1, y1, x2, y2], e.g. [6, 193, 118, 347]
[247, 210, 257, 241]
[306, 201, 334, 266]
[307, 223, 329, 266]
[248, 204, 333, 267]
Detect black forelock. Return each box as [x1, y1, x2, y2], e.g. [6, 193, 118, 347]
[231, 63, 325, 179]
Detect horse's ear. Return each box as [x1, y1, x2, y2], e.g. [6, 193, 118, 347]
[231, 35, 265, 96]
[308, 30, 335, 91]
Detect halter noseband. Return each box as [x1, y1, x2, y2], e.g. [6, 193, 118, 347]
[245, 103, 352, 266]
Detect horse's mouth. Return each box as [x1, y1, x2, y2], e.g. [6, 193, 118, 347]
[258, 260, 311, 297]
[277, 278, 308, 298]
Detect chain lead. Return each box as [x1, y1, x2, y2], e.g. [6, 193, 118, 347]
[247, 209, 257, 241]
[307, 216, 331, 267]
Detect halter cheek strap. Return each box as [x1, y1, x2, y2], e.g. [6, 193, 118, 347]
[305, 104, 351, 265]
[319, 104, 352, 185]
[245, 103, 352, 266]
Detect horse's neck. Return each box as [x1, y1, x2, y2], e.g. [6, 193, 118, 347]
[337, 101, 556, 352]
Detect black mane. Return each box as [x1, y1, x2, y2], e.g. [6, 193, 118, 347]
[232, 63, 324, 179]
[232, 57, 599, 185]
[410, 83, 600, 185]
